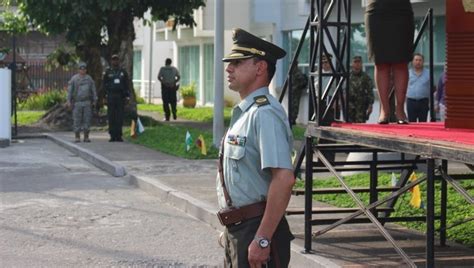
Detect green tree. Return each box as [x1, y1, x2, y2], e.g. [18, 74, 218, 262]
[15, 0, 205, 109]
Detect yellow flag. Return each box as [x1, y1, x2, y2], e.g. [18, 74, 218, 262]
[409, 172, 422, 208]
[196, 134, 207, 155]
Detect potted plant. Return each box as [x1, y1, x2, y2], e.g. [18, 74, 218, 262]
[180, 82, 197, 108]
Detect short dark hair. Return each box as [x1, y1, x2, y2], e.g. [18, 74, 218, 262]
[165, 58, 172, 65]
[413, 53, 424, 60]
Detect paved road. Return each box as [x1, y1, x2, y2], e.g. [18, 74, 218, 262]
[0, 139, 223, 267]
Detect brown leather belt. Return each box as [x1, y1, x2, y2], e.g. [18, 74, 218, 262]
[217, 201, 266, 227]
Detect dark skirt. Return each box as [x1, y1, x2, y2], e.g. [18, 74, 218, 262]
[365, 0, 415, 64]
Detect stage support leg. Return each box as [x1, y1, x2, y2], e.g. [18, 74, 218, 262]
[370, 152, 378, 216]
[304, 136, 314, 252]
[439, 159, 448, 246]
[426, 158, 435, 267]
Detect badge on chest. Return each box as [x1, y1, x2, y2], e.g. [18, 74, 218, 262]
[227, 134, 246, 146]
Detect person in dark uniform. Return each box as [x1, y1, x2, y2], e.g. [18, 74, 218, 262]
[217, 28, 295, 268]
[365, 0, 414, 124]
[103, 54, 130, 142]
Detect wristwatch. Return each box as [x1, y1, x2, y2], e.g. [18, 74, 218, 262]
[254, 236, 271, 249]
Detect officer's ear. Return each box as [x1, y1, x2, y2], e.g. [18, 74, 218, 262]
[255, 59, 268, 76]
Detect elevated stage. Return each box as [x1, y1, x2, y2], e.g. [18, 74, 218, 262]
[310, 122, 474, 164]
[303, 122, 473, 267]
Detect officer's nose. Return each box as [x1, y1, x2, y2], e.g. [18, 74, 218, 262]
[226, 63, 235, 74]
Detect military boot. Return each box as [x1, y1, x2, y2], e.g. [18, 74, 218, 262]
[83, 131, 91, 143]
[75, 132, 81, 143]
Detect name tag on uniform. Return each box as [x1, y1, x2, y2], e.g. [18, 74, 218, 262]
[114, 78, 120, 84]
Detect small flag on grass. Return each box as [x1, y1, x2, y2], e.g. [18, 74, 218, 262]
[409, 171, 422, 208]
[391, 172, 398, 187]
[185, 131, 193, 152]
[196, 134, 207, 155]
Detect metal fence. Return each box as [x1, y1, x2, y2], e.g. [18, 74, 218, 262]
[15, 61, 75, 93]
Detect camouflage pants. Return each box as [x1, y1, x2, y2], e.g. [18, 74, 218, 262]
[72, 101, 92, 133]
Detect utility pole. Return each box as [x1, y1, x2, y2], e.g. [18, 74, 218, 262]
[213, 0, 224, 147]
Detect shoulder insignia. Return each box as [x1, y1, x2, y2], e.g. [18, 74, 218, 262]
[254, 95, 269, 107]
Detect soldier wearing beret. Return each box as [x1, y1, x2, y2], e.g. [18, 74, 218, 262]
[102, 54, 130, 142]
[347, 56, 374, 123]
[217, 28, 295, 268]
[67, 62, 97, 143]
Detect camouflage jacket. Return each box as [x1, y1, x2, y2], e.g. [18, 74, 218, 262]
[347, 70, 374, 123]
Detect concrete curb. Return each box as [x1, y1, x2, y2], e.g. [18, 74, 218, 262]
[44, 133, 127, 177]
[128, 175, 224, 231]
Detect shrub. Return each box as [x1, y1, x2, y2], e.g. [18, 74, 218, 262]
[180, 83, 197, 98]
[19, 88, 67, 110]
[135, 89, 146, 104]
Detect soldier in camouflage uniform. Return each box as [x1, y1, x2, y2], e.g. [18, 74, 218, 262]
[67, 62, 98, 142]
[290, 61, 308, 125]
[347, 56, 374, 123]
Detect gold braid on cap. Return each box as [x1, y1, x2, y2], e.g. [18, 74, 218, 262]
[231, 45, 266, 57]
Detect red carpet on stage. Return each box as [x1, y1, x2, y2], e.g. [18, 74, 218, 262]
[331, 122, 474, 146]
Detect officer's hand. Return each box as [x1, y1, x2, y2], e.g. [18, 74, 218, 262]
[248, 240, 270, 268]
[125, 97, 130, 104]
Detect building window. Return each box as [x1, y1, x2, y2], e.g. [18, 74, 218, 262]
[203, 43, 214, 104]
[282, 30, 310, 77]
[178, 45, 200, 99]
[132, 50, 142, 92]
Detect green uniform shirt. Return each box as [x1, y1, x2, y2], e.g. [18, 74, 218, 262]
[347, 70, 374, 123]
[217, 87, 294, 209]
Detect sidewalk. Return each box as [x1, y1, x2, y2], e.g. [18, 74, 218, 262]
[25, 113, 474, 267]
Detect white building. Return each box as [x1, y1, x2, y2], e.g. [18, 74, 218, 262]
[133, 0, 446, 123]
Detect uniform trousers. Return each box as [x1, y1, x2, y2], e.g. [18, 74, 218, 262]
[224, 216, 294, 268]
[72, 101, 92, 133]
[407, 98, 429, 122]
[161, 85, 177, 120]
[107, 96, 125, 139]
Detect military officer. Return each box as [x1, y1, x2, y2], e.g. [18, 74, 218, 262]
[67, 62, 97, 142]
[347, 56, 374, 123]
[103, 54, 130, 142]
[217, 28, 295, 268]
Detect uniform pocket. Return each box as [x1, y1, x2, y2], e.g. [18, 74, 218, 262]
[224, 145, 245, 160]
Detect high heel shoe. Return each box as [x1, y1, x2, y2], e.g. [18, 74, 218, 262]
[397, 118, 409, 124]
[378, 118, 389, 124]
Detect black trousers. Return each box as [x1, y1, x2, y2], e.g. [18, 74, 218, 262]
[161, 85, 177, 120]
[407, 98, 429, 122]
[224, 216, 294, 268]
[107, 97, 125, 139]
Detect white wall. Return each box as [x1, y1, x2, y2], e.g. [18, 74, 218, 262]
[134, 15, 174, 102]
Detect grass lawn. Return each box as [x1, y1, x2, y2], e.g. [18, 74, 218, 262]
[295, 173, 474, 247]
[133, 104, 306, 159]
[124, 116, 219, 159]
[138, 103, 233, 124]
[15, 111, 46, 125]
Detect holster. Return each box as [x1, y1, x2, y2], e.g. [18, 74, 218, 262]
[217, 201, 266, 226]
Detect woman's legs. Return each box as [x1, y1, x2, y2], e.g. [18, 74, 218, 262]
[374, 63, 391, 122]
[392, 62, 409, 121]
